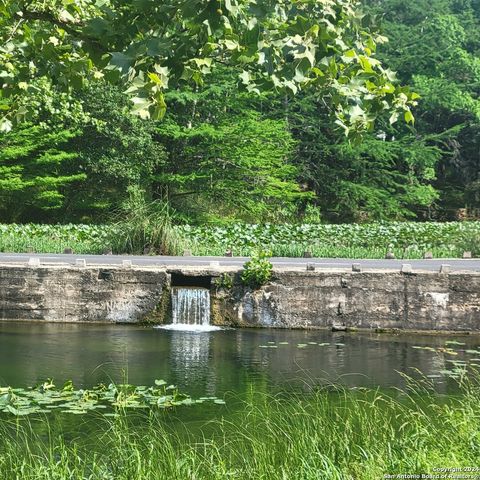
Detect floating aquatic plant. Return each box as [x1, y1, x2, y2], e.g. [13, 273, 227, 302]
[0, 379, 219, 416]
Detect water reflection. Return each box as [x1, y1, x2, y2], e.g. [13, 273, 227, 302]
[0, 321, 479, 396]
[168, 331, 217, 396]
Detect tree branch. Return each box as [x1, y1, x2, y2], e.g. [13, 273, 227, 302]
[170, 191, 199, 197]
[20, 9, 104, 50]
[21, 10, 83, 37]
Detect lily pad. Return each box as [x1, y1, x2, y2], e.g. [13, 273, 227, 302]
[0, 379, 221, 417]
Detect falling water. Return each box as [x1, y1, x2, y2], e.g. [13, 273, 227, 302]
[156, 287, 221, 331]
[172, 287, 210, 326]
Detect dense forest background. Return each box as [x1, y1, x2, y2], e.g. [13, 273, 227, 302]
[1, 0, 479, 225]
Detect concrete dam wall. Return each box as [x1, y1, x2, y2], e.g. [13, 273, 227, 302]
[0, 265, 169, 323]
[0, 263, 479, 331]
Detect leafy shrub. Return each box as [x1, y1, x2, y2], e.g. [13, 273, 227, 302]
[241, 251, 273, 288]
[302, 204, 322, 224]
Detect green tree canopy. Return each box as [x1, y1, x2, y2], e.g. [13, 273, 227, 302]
[0, 82, 168, 223]
[155, 71, 309, 222]
[366, 0, 480, 218]
[66, 83, 167, 219]
[1, 0, 417, 136]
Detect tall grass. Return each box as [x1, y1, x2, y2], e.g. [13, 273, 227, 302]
[1, 377, 479, 479]
[108, 198, 185, 255]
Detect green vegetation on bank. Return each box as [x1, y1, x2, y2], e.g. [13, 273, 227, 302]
[1, 221, 479, 259]
[0, 223, 111, 255]
[180, 221, 480, 258]
[0, 375, 479, 480]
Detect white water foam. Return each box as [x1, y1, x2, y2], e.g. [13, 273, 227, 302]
[154, 323, 222, 332]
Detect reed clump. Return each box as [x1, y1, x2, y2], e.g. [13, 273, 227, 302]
[108, 192, 185, 256]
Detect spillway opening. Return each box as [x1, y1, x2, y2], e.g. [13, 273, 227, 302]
[153, 272, 223, 331]
[171, 273, 212, 288]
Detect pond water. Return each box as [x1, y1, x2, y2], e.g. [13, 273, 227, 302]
[1, 321, 479, 396]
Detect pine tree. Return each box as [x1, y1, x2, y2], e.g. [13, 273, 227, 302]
[0, 125, 85, 222]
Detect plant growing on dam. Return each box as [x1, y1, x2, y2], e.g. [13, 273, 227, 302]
[214, 273, 234, 291]
[241, 251, 273, 288]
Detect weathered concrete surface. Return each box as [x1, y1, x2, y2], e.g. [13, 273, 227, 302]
[214, 269, 480, 331]
[1, 263, 480, 331]
[0, 264, 168, 323]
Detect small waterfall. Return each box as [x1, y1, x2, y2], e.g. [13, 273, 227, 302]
[156, 287, 221, 331]
[172, 287, 211, 326]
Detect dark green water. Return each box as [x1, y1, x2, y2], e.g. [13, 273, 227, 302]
[1, 321, 479, 396]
